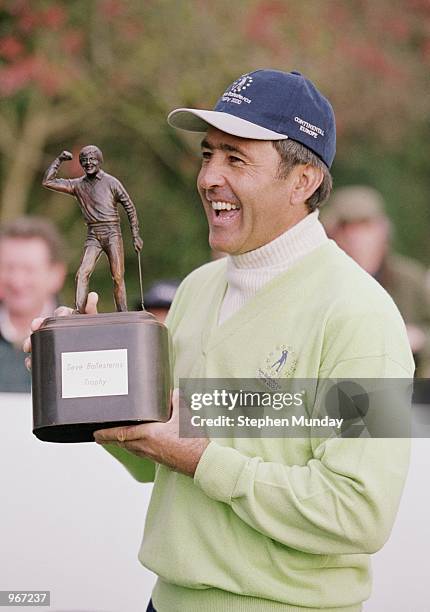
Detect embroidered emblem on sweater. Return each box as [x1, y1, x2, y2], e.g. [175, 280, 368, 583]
[257, 344, 297, 387]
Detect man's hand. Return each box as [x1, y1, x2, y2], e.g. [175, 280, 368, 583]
[23, 292, 99, 370]
[133, 234, 143, 253]
[94, 389, 209, 477]
[59, 150, 73, 162]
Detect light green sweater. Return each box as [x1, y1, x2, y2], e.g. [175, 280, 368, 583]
[107, 241, 414, 612]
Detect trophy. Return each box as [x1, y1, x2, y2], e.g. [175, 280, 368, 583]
[31, 146, 171, 443]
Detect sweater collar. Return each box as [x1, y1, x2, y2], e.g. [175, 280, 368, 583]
[228, 210, 327, 271]
[83, 169, 104, 182]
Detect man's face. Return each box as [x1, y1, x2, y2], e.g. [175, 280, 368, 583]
[330, 218, 389, 275]
[197, 128, 305, 255]
[79, 151, 100, 176]
[0, 238, 65, 317]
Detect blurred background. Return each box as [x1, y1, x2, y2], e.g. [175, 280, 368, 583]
[1, 0, 430, 310]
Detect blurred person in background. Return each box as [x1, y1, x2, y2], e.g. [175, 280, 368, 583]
[323, 185, 430, 377]
[140, 279, 180, 323]
[0, 217, 66, 393]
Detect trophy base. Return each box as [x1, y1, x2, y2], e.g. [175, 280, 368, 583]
[31, 311, 172, 444]
[34, 419, 151, 443]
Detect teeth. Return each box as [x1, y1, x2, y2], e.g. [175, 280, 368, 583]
[210, 201, 240, 211]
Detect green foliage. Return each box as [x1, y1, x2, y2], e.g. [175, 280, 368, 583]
[1, 0, 430, 309]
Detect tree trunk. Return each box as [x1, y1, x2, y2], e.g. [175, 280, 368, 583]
[0, 95, 50, 223]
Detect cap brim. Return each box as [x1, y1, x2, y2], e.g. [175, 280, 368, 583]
[167, 108, 289, 141]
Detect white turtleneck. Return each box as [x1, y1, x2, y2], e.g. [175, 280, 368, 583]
[218, 210, 328, 325]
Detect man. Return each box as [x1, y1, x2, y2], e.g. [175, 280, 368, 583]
[323, 185, 430, 377]
[27, 70, 413, 611]
[0, 217, 66, 392]
[43, 145, 143, 313]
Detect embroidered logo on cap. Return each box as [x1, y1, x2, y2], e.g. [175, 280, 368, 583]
[222, 74, 254, 105]
[230, 75, 254, 93]
[294, 116, 325, 140]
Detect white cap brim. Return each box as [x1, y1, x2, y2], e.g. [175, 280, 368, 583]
[167, 108, 289, 141]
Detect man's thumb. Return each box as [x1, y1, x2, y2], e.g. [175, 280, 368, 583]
[85, 292, 99, 315]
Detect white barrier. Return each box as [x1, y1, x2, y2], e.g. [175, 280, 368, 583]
[0, 393, 428, 611]
[0, 393, 155, 612]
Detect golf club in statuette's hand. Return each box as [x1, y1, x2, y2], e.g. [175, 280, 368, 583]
[30, 146, 171, 443]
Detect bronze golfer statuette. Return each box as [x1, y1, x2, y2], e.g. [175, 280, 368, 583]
[43, 146, 143, 312]
[31, 146, 171, 443]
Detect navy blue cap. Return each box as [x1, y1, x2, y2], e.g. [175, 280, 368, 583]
[168, 69, 336, 168]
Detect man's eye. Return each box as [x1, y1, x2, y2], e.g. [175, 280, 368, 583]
[201, 151, 212, 161]
[229, 155, 244, 164]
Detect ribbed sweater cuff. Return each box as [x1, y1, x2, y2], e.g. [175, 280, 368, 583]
[194, 441, 246, 503]
[153, 580, 363, 612]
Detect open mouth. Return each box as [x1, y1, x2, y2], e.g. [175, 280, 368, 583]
[209, 200, 241, 220]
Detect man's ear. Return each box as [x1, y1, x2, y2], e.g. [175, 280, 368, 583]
[290, 164, 323, 206]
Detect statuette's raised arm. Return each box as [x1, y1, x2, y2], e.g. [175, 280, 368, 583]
[42, 152, 75, 195]
[59, 150, 73, 162]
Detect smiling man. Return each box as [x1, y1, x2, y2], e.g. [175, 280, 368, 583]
[91, 70, 415, 612]
[28, 70, 414, 611]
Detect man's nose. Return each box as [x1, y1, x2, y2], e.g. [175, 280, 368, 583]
[198, 160, 226, 191]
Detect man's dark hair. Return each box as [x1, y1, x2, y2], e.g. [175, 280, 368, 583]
[272, 140, 333, 212]
[0, 217, 66, 264]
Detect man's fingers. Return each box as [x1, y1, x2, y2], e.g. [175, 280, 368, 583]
[30, 317, 46, 332]
[55, 305, 74, 317]
[54, 294, 98, 317]
[22, 317, 47, 353]
[85, 292, 99, 315]
[94, 423, 145, 444]
[93, 428, 121, 444]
